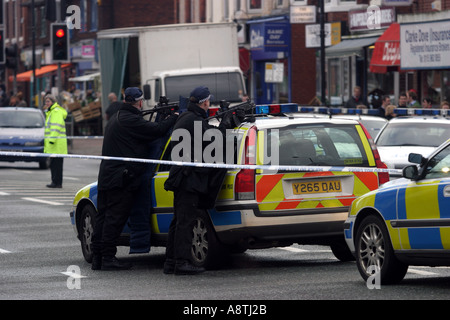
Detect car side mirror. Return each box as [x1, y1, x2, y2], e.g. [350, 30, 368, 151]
[403, 165, 419, 180]
[408, 153, 425, 165]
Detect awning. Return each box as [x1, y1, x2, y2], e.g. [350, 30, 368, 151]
[369, 23, 400, 73]
[69, 72, 100, 82]
[326, 37, 378, 57]
[12, 63, 72, 82]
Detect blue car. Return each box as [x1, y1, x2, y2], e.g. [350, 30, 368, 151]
[0, 107, 50, 169]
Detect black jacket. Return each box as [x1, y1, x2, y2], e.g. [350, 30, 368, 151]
[164, 103, 232, 208]
[98, 103, 178, 190]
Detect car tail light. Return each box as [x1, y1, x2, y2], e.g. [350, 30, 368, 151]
[235, 126, 256, 200]
[359, 123, 390, 185]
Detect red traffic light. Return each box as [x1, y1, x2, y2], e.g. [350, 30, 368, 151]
[55, 28, 65, 38]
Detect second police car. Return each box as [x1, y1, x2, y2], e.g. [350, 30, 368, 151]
[70, 104, 390, 269]
[344, 139, 450, 284]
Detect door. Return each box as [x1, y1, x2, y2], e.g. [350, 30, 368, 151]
[399, 143, 450, 250]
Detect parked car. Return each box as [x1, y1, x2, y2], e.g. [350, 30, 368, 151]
[344, 139, 450, 284]
[375, 116, 450, 177]
[70, 104, 389, 269]
[331, 114, 388, 140]
[0, 107, 50, 169]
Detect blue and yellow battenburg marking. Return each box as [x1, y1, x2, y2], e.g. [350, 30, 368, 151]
[348, 178, 450, 251]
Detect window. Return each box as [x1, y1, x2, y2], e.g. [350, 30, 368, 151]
[248, 0, 262, 11]
[164, 72, 245, 104]
[273, 124, 369, 167]
[90, 0, 98, 32]
[376, 123, 450, 148]
[40, 7, 47, 38]
[424, 144, 450, 179]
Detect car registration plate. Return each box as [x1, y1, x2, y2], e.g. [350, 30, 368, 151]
[292, 180, 342, 195]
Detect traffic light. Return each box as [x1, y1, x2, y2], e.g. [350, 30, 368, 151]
[5, 43, 17, 70]
[51, 23, 69, 62]
[0, 29, 4, 65]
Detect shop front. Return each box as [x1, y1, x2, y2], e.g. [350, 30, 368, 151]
[247, 16, 291, 105]
[399, 16, 450, 107]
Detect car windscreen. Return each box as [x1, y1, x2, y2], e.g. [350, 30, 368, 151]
[164, 72, 245, 104]
[0, 110, 45, 128]
[267, 123, 370, 167]
[376, 122, 450, 147]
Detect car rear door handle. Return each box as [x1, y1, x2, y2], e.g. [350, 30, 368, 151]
[444, 185, 450, 197]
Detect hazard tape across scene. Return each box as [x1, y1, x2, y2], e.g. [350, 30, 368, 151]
[0, 151, 402, 175]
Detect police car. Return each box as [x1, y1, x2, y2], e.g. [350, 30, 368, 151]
[344, 139, 450, 284]
[375, 116, 450, 177]
[70, 104, 389, 268]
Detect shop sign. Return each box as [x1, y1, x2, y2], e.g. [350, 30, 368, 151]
[349, 7, 395, 31]
[290, 6, 316, 24]
[265, 62, 284, 83]
[400, 20, 450, 69]
[250, 23, 290, 53]
[305, 22, 341, 48]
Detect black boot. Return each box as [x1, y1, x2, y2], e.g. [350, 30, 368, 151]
[91, 254, 102, 270]
[101, 256, 132, 270]
[163, 259, 175, 274]
[174, 261, 205, 275]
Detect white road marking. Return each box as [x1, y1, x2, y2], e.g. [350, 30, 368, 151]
[60, 271, 87, 279]
[21, 197, 64, 206]
[0, 248, 12, 254]
[0, 192, 10, 196]
[408, 268, 438, 276]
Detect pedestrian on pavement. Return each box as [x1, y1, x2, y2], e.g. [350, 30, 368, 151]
[397, 92, 408, 108]
[43, 94, 68, 188]
[105, 92, 122, 120]
[379, 95, 391, 118]
[163, 86, 237, 275]
[407, 90, 421, 108]
[92, 87, 178, 271]
[345, 86, 367, 108]
[422, 97, 432, 109]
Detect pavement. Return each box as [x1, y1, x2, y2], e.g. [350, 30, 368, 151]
[68, 137, 103, 156]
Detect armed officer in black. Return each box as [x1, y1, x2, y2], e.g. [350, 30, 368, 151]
[92, 87, 178, 270]
[163, 86, 236, 275]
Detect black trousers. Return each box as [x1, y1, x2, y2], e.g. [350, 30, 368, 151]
[165, 190, 199, 264]
[92, 185, 138, 257]
[49, 158, 63, 186]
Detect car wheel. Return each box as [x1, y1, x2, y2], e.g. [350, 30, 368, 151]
[190, 212, 228, 269]
[38, 158, 50, 169]
[355, 215, 408, 284]
[80, 204, 96, 263]
[330, 239, 355, 262]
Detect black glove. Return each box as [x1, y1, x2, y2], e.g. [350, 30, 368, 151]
[232, 109, 246, 127]
[220, 111, 235, 129]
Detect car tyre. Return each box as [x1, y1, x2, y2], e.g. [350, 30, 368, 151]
[330, 239, 355, 262]
[80, 204, 96, 263]
[38, 158, 50, 169]
[355, 215, 408, 284]
[190, 211, 228, 269]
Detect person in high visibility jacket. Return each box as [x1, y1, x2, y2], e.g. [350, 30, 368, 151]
[43, 94, 68, 188]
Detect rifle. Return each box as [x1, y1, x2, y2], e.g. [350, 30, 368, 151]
[141, 96, 179, 120]
[207, 99, 256, 122]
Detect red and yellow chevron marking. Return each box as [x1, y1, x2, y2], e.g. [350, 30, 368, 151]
[256, 171, 379, 211]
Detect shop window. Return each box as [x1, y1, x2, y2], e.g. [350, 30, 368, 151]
[248, 0, 262, 11]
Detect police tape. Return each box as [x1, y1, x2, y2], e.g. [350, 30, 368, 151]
[0, 151, 402, 175]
